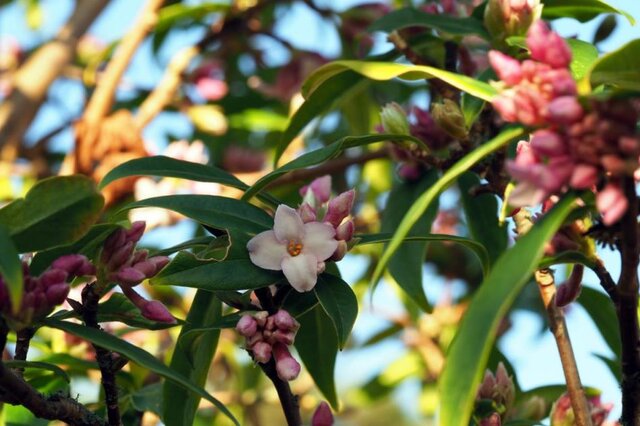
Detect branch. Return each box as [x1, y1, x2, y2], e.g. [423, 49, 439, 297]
[13, 327, 35, 378]
[83, 0, 165, 125]
[0, 0, 109, 160]
[81, 284, 122, 426]
[259, 358, 302, 426]
[0, 361, 106, 426]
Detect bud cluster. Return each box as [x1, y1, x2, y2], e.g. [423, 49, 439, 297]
[493, 21, 640, 225]
[100, 222, 174, 323]
[476, 363, 516, 422]
[0, 255, 94, 329]
[484, 0, 541, 43]
[236, 310, 302, 381]
[550, 391, 614, 426]
[299, 175, 356, 262]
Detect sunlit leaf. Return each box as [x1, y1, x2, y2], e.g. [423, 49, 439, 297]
[541, 0, 634, 24]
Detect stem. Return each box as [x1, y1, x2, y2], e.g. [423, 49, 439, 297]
[81, 284, 121, 426]
[617, 177, 640, 425]
[259, 359, 302, 426]
[0, 361, 106, 425]
[534, 269, 593, 426]
[13, 327, 35, 378]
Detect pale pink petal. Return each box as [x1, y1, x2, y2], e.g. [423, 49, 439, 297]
[274, 205, 304, 242]
[282, 254, 318, 292]
[247, 230, 288, 270]
[302, 222, 338, 261]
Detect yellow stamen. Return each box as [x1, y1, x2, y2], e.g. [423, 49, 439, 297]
[287, 241, 303, 256]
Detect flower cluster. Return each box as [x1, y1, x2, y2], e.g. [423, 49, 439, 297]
[247, 176, 354, 292]
[236, 310, 301, 381]
[0, 255, 94, 329]
[492, 21, 640, 225]
[550, 391, 615, 426]
[100, 222, 174, 323]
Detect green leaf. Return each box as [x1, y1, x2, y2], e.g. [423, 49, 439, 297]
[156, 2, 230, 33]
[151, 256, 283, 291]
[273, 70, 366, 165]
[368, 7, 489, 37]
[566, 39, 599, 81]
[371, 127, 525, 287]
[244, 133, 423, 201]
[541, 0, 634, 24]
[302, 61, 498, 102]
[295, 304, 339, 409]
[357, 233, 490, 276]
[42, 318, 239, 426]
[0, 176, 104, 252]
[118, 195, 273, 235]
[314, 274, 358, 349]
[538, 250, 598, 269]
[586, 39, 640, 91]
[131, 383, 163, 417]
[458, 172, 507, 265]
[380, 171, 440, 312]
[439, 194, 577, 426]
[461, 69, 492, 128]
[164, 290, 222, 426]
[228, 109, 290, 132]
[2, 360, 69, 383]
[93, 293, 181, 329]
[0, 224, 23, 311]
[578, 286, 620, 359]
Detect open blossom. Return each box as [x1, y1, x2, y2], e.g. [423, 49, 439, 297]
[247, 205, 338, 292]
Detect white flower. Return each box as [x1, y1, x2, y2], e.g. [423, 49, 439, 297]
[247, 205, 338, 292]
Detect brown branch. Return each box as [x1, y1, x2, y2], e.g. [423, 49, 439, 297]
[83, 0, 165, 125]
[616, 176, 640, 425]
[81, 284, 121, 426]
[259, 359, 302, 426]
[13, 327, 35, 378]
[0, 361, 106, 425]
[0, 0, 109, 160]
[534, 269, 593, 426]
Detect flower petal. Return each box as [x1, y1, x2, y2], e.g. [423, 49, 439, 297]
[274, 205, 304, 242]
[302, 222, 338, 261]
[247, 230, 288, 270]
[282, 254, 318, 292]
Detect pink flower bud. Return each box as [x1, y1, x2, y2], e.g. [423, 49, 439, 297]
[273, 309, 300, 332]
[254, 311, 269, 327]
[489, 51, 523, 86]
[336, 220, 355, 241]
[103, 228, 126, 255]
[477, 370, 497, 399]
[301, 175, 332, 205]
[329, 240, 348, 262]
[299, 203, 317, 223]
[311, 401, 334, 426]
[526, 21, 572, 69]
[530, 130, 566, 157]
[555, 264, 584, 307]
[597, 183, 629, 226]
[324, 190, 355, 228]
[252, 341, 272, 363]
[272, 329, 296, 346]
[148, 256, 170, 272]
[51, 254, 94, 278]
[570, 164, 599, 189]
[116, 267, 147, 285]
[195, 78, 228, 101]
[546, 96, 583, 125]
[540, 157, 573, 192]
[45, 283, 70, 306]
[132, 260, 157, 277]
[106, 241, 135, 271]
[39, 269, 68, 288]
[141, 300, 176, 324]
[273, 343, 301, 381]
[131, 249, 148, 265]
[492, 94, 518, 122]
[237, 315, 258, 337]
[479, 413, 501, 426]
[126, 221, 146, 243]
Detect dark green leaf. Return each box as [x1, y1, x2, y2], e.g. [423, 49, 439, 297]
[131, 383, 163, 416]
[439, 195, 576, 426]
[372, 127, 525, 287]
[369, 7, 488, 37]
[0, 176, 104, 252]
[295, 304, 339, 409]
[42, 318, 238, 425]
[578, 286, 620, 358]
[587, 39, 640, 91]
[3, 360, 69, 383]
[314, 274, 358, 349]
[0, 224, 23, 311]
[164, 290, 222, 426]
[541, 0, 634, 24]
[380, 171, 439, 312]
[119, 195, 273, 235]
[273, 70, 366, 164]
[458, 172, 507, 265]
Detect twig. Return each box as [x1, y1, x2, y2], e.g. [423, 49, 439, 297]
[0, 0, 109, 159]
[0, 361, 106, 425]
[534, 269, 593, 426]
[13, 327, 35, 378]
[81, 284, 121, 426]
[616, 177, 640, 425]
[513, 209, 593, 426]
[259, 359, 302, 426]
